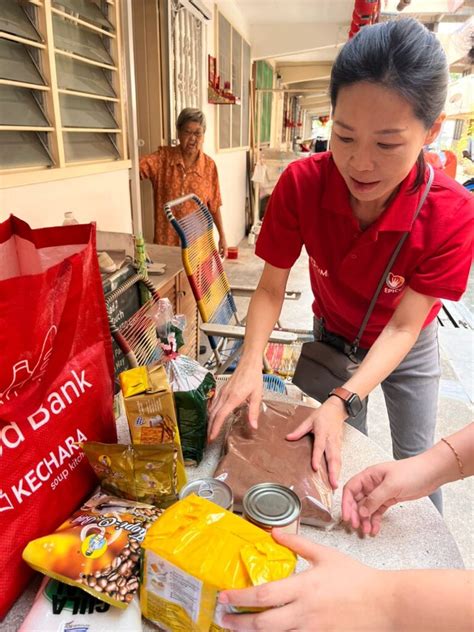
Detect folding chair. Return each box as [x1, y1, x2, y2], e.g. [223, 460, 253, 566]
[164, 194, 312, 375]
[105, 273, 164, 368]
[215, 373, 316, 405]
[220, 373, 288, 394]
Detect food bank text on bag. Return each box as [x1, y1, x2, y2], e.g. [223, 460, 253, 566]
[0, 216, 116, 618]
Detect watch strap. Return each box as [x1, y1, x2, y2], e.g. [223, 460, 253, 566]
[329, 387, 352, 401]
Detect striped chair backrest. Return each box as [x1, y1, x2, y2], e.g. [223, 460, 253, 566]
[164, 195, 238, 328]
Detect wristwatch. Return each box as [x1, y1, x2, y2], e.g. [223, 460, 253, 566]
[328, 387, 363, 418]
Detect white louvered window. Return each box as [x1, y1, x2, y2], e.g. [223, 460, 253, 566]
[0, 0, 127, 174]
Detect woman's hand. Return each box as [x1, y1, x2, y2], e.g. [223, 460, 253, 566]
[219, 530, 387, 632]
[208, 364, 263, 441]
[218, 236, 228, 259]
[286, 397, 347, 489]
[342, 452, 442, 536]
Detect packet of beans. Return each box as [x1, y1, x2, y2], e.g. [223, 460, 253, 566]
[22, 491, 162, 608]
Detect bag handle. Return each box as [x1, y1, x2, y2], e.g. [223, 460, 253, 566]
[350, 164, 434, 354]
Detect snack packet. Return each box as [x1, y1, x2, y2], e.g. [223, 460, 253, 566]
[82, 442, 181, 506]
[119, 366, 149, 398]
[23, 491, 162, 608]
[164, 354, 215, 465]
[120, 365, 186, 488]
[140, 494, 296, 631]
[19, 577, 142, 632]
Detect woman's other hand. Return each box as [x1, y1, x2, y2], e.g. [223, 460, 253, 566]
[218, 236, 228, 259]
[342, 453, 442, 536]
[208, 364, 263, 441]
[219, 530, 385, 632]
[286, 397, 346, 489]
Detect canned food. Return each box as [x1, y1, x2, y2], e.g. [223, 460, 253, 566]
[242, 483, 301, 533]
[179, 478, 234, 511]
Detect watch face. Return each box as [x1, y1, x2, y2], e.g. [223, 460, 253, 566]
[347, 394, 363, 417]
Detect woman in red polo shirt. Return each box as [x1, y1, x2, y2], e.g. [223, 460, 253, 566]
[209, 18, 473, 512]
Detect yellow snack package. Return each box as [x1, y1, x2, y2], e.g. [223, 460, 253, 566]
[82, 442, 181, 506]
[119, 366, 149, 398]
[140, 494, 296, 631]
[120, 365, 186, 489]
[23, 491, 162, 609]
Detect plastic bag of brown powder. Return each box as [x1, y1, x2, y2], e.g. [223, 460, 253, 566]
[214, 399, 334, 527]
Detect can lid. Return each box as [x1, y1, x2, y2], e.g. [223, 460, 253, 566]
[179, 477, 233, 509]
[243, 483, 301, 527]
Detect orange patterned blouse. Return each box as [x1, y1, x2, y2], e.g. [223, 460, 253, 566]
[139, 146, 222, 246]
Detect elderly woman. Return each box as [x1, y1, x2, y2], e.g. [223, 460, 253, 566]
[140, 108, 227, 256]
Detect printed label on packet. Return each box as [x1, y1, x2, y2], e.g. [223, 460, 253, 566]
[145, 550, 202, 623]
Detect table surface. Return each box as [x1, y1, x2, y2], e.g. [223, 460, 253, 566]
[189, 401, 464, 573]
[4, 396, 463, 631]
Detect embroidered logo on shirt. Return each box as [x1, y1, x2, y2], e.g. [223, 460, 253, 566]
[309, 257, 328, 278]
[384, 272, 405, 293]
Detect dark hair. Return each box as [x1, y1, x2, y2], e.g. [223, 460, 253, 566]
[330, 18, 448, 189]
[176, 108, 206, 132]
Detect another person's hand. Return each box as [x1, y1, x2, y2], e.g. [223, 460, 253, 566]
[208, 363, 263, 441]
[342, 453, 441, 536]
[219, 530, 385, 632]
[286, 398, 346, 489]
[218, 236, 228, 259]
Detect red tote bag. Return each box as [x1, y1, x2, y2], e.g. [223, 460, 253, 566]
[0, 216, 117, 618]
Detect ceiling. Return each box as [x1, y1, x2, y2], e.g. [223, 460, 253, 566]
[232, 0, 355, 25]
[233, 0, 474, 117]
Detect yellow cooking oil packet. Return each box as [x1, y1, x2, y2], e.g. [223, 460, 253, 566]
[23, 491, 162, 609]
[82, 442, 180, 507]
[120, 365, 186, 489]
[140, 494, 296, 631]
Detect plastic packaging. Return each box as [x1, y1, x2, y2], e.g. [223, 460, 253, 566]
[148, 298, 215, 465]
[19, 577, 142, 632]
[23, 491, 162, 608]
[164, 354, 215, 465]
[214, 399, 334, 527]
[149, 297, 186, 350]
[121, 365, 187, 489]
[62, 211, 79, 225]
[82, 442, 181, 507]
[140, 495, 296, 631]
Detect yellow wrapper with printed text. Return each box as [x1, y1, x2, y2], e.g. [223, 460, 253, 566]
[119, 366, 149, 398]
[140, 494, 296, 631]
[120, 365, 186, 489]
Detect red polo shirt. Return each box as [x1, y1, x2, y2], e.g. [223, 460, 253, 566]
[256, 152, 473, 348]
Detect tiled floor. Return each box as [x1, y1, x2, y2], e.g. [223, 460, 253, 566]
[221, 240, 473, 568]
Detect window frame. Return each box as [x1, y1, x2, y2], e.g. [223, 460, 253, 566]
[215, 9, 250, 153]
[255, 60, 273, 146]
[0, 0, 130, 187]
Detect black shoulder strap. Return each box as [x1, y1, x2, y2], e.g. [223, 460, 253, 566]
[351, 164, 434, 353]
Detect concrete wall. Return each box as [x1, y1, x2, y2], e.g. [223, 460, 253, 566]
[0, 168, 133, 232]
[202, 0, 250, 248]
